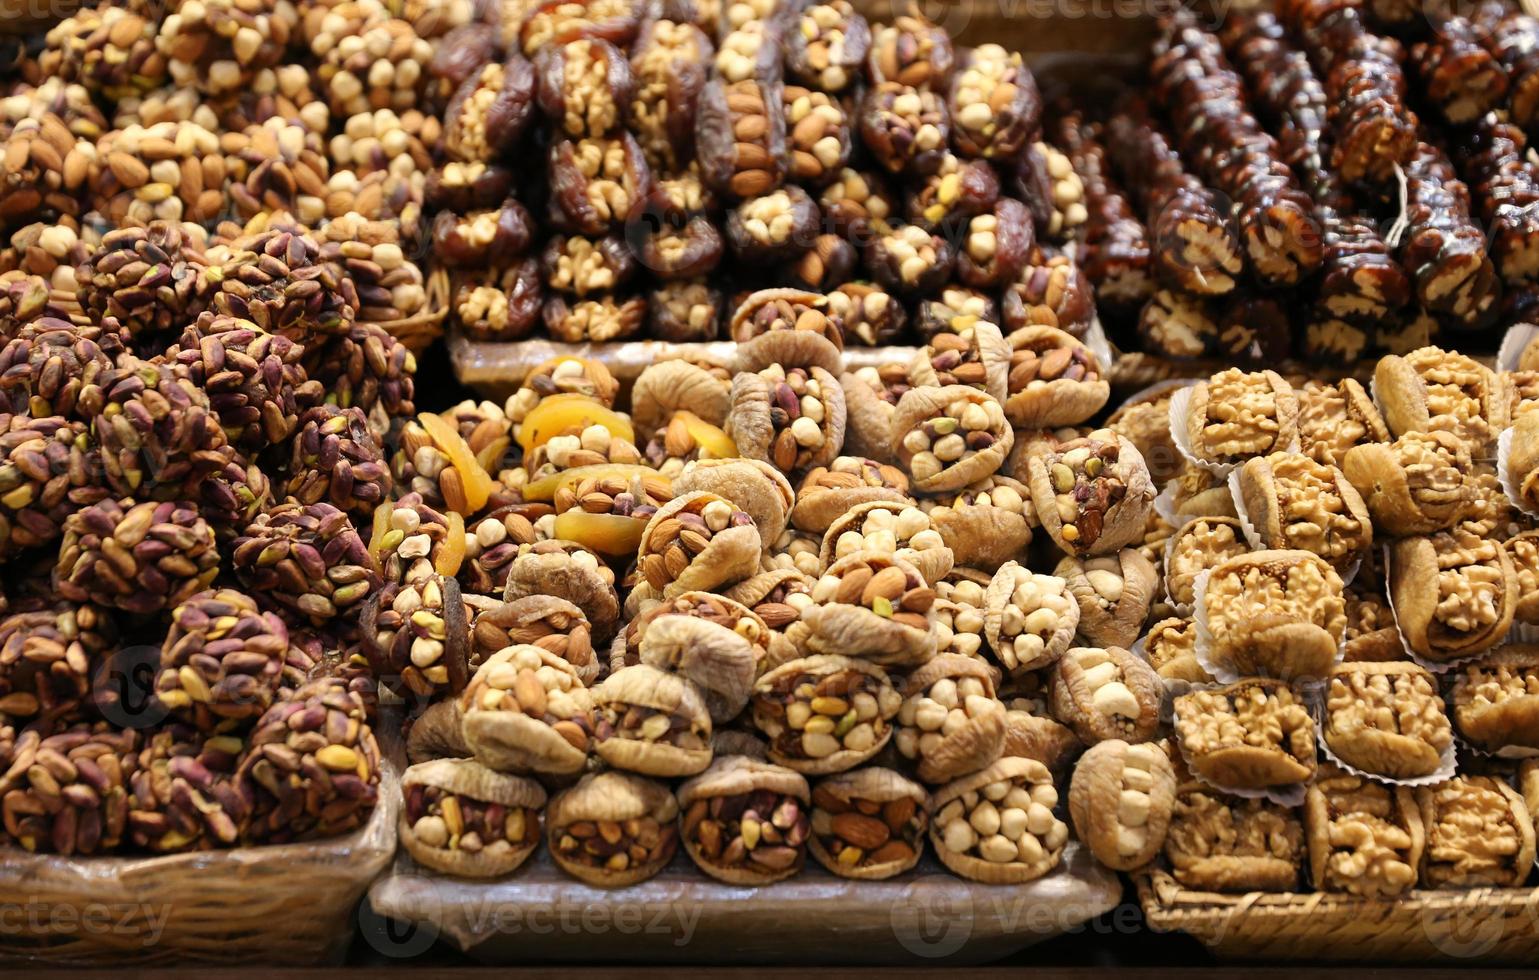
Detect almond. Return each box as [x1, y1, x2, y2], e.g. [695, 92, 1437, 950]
[831, 811, 890, 849]
[513, 669, 547, 717]
[834, 565, 873, 604]
[866, 839, 916, 864]
[881, 796, 917, 832]
[861, 565, 908, 606]
[812, 784, 852, 814]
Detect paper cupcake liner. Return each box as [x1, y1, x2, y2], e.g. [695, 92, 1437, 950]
[1190, 568, 1342, 690]
[1498, 323, 1539, 373]
[1496, 426, 1539, 522]
[1224, 469, 1361, 586]
[1161, 516, 1199, 614]
[1311, 694, 1458, 788]
[1153, 479, 1185, 527]
[1082, 316, 1115, 370]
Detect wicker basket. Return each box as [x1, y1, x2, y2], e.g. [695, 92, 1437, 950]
[375, 266, 450, 355]
[0, 761, 398, 967]
[1137, 869, 1539, 962]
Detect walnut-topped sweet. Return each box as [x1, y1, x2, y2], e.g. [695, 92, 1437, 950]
[1202, 551, 1346, 682]
[1447, 646, 1539, 752]
[1305, 766, 1423, 898]
[1388, 529, 1516, 662]
[928, 757, 1067, 883]
[1342, 431, 1475, 536]
[1143, 617, 1212, 685]
[1166, 776, 1303, 892]
[1174, 680, 1316, 790]
[1376, 346, 1507, 453]
[891, 384, 1012, 494]
[1296, 379, 1389, 467]
[1416, 777, 1535, 889]
[1182, 368, 1299, 468]
[1237, 453, 1372, 574]
[1165, 517, 1249, 609]
[1323, 663, 1452, 780]
[984, 561, 1078, 674]
[1026, 429, 1154, 557]
[751, 655, 902, 774]
[1504, 412, 1539, 517]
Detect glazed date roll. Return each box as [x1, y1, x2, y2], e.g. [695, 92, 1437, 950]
[696, 77, 788, 200]
[1105, 104, 1242, 296]
[1279, 0, 1417, 186]
[1002, 246, 1095, 338]
[956, 197, 1033, 289]
[627, 18, 713, 173]
[1054, 112, 1152, 326]
[1219, 9, 1327, 175]
[947, 43, 1041, 161]
[715, 22, 784, 84]
[866, 224, 955, 296]
[534, 38, 634, 138]
[1410, 16, 1507, 125]
[1150, 15, 1322, 287]
[544, 294, 647, 343]
[1451, 116, 1539, 287]
[1474, 3, 1539, 129]
[782, 234, 857, 291]
[425, 161, 516, 214]
[725, 185, 821, 264]
[859, 82, 951, 176]
[907, 152, 999, 231]
[784, 0, 870, 93]
[1399, 141, 1501, 330]
[547, 131, 654, 236]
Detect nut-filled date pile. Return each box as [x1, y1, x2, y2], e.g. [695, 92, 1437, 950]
[7, 0, 1539, 922]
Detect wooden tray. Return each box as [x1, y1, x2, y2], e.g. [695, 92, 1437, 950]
[367, 842, 1120, 964]
[1137, 869, 1539, 963]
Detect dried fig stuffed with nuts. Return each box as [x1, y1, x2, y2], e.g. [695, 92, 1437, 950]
[803, 551, 937, 668]
[1237, 452, 1372, 575]
[791, 456, 912, 534]
[907, 316, 1009, 402]
[752, 654, 902, 774]
[400, 758, 545, 878]
[1027, 429, 1154, 557]
[1049, 645, 1161, 745]
[891, 385, 1012, 494]
[1416, 776, 1535, 889]
[678, 755, 811, 884]
[1447, 646, 1539, 753]
[501, 541, 621, 642]
[1304, 765, 1423, 898]
[928, 756, 1067, 883]
[1388, 528, 1516, 662]
[592, 664, 713, 777]
[636, 491, 761, 600]
[459, 644, 594, 775]
[819, 500, 953, 584]
[1164, 516, 1249, 610]
[1375, 346, 1506, 453]
[1166, 770, 1303, 891]
[807, 767, 928, 879]
[727, 363, 846, 478]
[1069, 739, 1175, 871]
[632, 592, 768, 723]
[984, 561, 1079, 675]
[673, 457, 795, 549]
[547, 770, 681, 887]
[895, 655, 1006, 783]
[1002, 325, 1109, 429]
[1183, 368, 1300, 469]
[467, 594, 598, 683]
[921, 476, 1034, 570]
[1055, 549, 1157, 650]
[630, 359, 732, 437]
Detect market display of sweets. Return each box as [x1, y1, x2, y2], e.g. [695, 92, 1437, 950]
[5, 0, 1539, 922]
